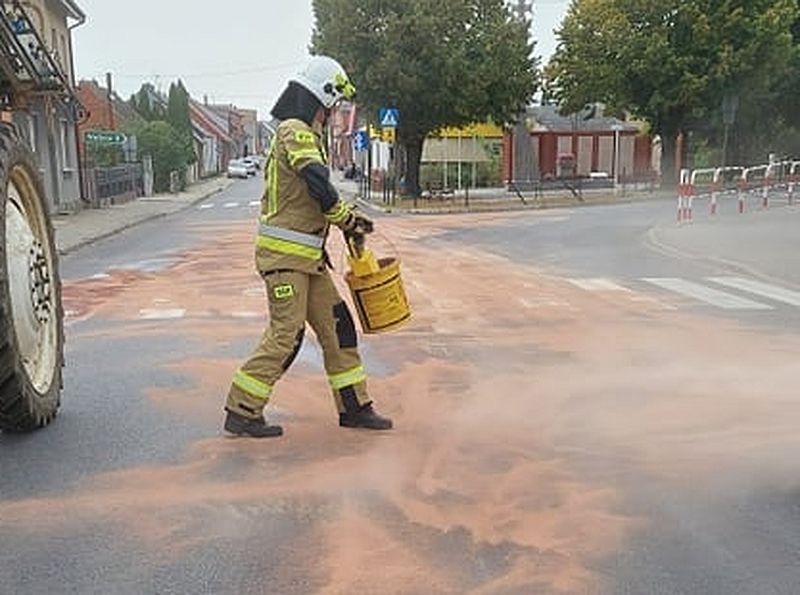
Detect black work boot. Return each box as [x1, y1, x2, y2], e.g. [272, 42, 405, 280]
[339, 403, 393, 430]
[224, 409, 283, 438]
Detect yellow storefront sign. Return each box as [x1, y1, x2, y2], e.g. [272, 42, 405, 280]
[437, 122, 504, 139]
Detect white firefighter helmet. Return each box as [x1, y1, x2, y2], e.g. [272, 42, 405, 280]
[292, 56, 356, 110]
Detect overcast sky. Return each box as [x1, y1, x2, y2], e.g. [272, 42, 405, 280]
[73, 1, 570, 120]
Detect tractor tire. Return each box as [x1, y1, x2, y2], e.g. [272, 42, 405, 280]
[0, 122, 64, 432]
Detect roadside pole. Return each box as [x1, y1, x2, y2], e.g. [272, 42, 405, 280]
[457, 134, 462, 194]
[379, 107, 400, 207]
[612, 123, 623, 195]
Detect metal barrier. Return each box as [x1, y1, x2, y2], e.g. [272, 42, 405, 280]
[678, 161, 799, 223]
[82, 163, 144, 208]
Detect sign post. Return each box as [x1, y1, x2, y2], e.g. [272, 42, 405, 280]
[379, 108, 400, 205]
[352, 130, 370, 200]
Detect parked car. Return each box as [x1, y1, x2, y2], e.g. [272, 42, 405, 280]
[227, 160, 249, 179]
[241, 157, 258, 176]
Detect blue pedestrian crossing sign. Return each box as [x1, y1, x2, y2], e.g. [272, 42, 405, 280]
[379, 108, 400, 128]
[353, 130, 370, 152]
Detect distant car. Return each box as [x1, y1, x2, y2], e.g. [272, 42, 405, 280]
[241, 157, 258, 176]
[227, 160, 249, 179]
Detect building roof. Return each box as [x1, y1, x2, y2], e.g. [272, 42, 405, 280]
[527, 105, 639, 134]
[60, 0, 86, 21]
[77, 79, 141, 127]
[190, 100, 233, 144]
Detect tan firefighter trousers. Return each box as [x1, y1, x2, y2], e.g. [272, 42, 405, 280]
[226, 269, 372, 419]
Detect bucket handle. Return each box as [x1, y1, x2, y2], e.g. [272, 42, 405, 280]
[370, 228, 400, 260]
[346, 233, 366, 260]
[345, 228, 400, 261]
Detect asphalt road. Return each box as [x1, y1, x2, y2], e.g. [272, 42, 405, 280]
[1, 177, 799, 594]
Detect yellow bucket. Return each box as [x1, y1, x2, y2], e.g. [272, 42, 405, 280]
[346, 252, 411, 334]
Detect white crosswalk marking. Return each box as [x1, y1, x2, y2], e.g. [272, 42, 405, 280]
[567, 278, 632, 292]
[709, 277, 800, 307]
[642, 278, 773, 310]
[139, 309, 187, 320]
[231, 312, 264, 320]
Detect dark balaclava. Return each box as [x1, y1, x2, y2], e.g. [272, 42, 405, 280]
[271, 81, 325, 126]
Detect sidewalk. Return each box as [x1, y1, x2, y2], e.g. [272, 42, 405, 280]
[53, 176, 232, 255]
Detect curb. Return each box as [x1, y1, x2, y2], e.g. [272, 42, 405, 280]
[57, 179, 232, 256]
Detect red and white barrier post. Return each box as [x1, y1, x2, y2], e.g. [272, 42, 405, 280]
[710, 180, 721, 216]
[678, 169, 692, 222]
[738, 178, 747, 214]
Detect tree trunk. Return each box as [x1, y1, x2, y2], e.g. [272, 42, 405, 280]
[403, 136, 425, 197]
[660, 132, 680, 188]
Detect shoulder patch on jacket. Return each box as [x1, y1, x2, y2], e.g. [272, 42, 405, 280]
[295, 130, 316, 145]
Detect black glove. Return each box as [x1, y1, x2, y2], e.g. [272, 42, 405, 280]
[354, 214, 374, 235]
[343, 213, 374, 236]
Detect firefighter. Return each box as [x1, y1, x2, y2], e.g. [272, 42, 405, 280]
[223, 56, 393, 438]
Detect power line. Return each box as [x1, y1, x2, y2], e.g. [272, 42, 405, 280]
[107, 60, 304, 80]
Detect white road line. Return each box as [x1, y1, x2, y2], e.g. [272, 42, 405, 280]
[243, 287, 266, 297]
[435, 299, 467, 311]
[248, 201, 261, 207]
[231, 311, 264, 319]
[518, 297, 573, 309]
[198, 204, 214, 210]
[567, 278, 632, 292]
[223, 202, 239, 209]
[642, 278, 773, 310]
[709, 277, 800, 307]
[139, 309, 187, 320]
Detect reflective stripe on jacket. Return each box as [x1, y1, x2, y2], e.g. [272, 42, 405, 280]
[257, 119, 329, 274]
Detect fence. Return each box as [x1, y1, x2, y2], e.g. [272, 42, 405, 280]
[677, 160, 800, 222]
[82, 163, 145, 208]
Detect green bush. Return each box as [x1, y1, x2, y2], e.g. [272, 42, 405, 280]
[419, 158, 502, 190]
[86, 142, 123, 168]
[130, 121, 192, 193]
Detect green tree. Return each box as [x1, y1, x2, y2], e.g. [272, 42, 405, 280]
[130, 121, 191, 193]
[167, 80, 197, 164]
[547, 0, 798, 183]
[312, 0, 538, 195]
[130, 83, 165, 122]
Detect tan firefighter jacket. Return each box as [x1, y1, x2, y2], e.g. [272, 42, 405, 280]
[256, 118, 352, 275]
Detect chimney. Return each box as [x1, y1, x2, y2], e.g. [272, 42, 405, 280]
[106, 72, 116, 129]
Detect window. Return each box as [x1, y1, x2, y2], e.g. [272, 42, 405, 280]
[27, 114, 37, 153]
[59, 120, 72, 170]
[61, 34, 68, 75]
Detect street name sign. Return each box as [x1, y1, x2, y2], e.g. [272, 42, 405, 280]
[86, 131, 127, 145]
